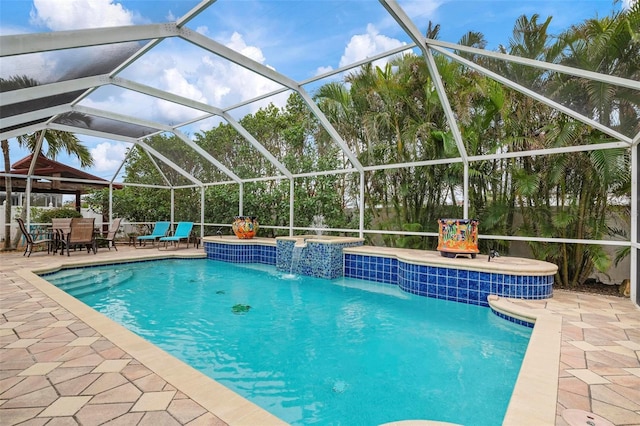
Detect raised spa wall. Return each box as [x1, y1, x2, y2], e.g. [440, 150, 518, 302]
[275, 235, 365, 279]
[203, 236, 557, 308]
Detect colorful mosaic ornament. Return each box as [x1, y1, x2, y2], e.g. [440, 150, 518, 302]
[232, 216, 259, 239]
[437, 218, 479, 258]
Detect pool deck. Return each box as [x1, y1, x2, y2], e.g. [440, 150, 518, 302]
[1, 245, 639, 425]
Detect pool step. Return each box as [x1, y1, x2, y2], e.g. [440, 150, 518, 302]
[68, 270, 134, 298]
[54, 270, 118, 291]
[47, 269, 90, 286]
[57, 270, 134, 298]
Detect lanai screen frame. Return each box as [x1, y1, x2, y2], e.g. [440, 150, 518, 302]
[1, 0, 638, 306]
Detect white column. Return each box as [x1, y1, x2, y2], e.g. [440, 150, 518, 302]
[200, 186, 205, 238]
[170, 189, 175, 230]
[631, 143, 638, 306]
[359, 172, 365, 239]
[289, 179, 295, 237]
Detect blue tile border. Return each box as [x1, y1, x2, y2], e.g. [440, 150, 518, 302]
[490, 309, 535, 328]
[204, 242, 276, 265]
[343, 253, 554, 308]
[344, 253, 398, 285]
[204, 240, 554, 310]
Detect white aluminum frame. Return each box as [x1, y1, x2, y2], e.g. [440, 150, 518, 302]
[0, 0, 637, 306]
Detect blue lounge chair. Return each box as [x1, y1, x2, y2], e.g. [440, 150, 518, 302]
[158, 222, 194, 249]
[136, 221, 171, 247]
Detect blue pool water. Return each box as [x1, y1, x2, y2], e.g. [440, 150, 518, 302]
[44, 258, 531, 425]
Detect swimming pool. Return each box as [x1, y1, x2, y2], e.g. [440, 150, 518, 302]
[44, 258, 531, 425]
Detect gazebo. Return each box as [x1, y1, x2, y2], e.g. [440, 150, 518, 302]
[1, 153, 119, 211]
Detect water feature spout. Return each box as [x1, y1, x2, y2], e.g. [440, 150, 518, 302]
[290, 241, 307, 274]
[311, 215, 328, 236]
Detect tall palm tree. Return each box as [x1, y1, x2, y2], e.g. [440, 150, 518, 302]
[552, 3, 640, 135]
[1, 75, 93, 250]
[541, 4, 638, 286]
[500, 8, 638, 287]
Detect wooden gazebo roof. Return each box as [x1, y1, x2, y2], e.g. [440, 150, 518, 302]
[1, 154, 119, 194]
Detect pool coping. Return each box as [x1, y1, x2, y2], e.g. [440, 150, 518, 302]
[276, 235, 366, 245]
[15, 251, 557, 425]
[488, 295, 562, 425]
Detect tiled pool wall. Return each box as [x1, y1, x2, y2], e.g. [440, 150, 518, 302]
[275, 239, 365, 279]
[204, 242, 276, 265]
[343, 254, 398, 284]
[491, 310, 535, 328]
[344, 253, 554, 307]
[204, 241, 554, 308]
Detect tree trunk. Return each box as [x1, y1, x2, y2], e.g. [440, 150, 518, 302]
[2, 139, 14, 250]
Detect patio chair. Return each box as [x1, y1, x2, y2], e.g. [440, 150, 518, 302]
[158, 222, 194, 250]
[51, 218, 72, 254]
[97, 218, 122, 251]
[64, 218, 97, 256]
[136, 221, 171, 247]
[16, 218, 53, 257]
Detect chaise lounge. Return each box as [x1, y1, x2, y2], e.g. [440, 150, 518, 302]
[158, 222, 194, 250]
[136, 221, 171, 247]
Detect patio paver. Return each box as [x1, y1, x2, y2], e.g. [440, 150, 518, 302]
[508, 291, 640, 425]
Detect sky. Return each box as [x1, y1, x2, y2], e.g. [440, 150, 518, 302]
[0, 0, 632, 181]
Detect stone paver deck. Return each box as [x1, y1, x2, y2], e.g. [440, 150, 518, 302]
[1, 244, 639, 425]
[506, 293, 640, 426]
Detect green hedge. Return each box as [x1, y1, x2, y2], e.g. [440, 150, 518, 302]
[34, 208, 83, 223]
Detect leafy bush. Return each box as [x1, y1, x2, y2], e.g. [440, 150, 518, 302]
[35, 208, 82, 223]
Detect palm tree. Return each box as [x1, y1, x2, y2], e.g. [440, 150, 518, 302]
[552, 3, 640, 135]
[540, 5, 638, 286]
[1, 75, 93, 250]
[499, 9, 637, 287]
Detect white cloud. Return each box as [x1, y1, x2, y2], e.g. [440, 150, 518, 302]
[379, 0, 442, 33]
[2, 0, 140, 83]
[77, 29, 288, 134]
[29, 0, 134, 31]
[189, 116, 225, 134]
[227, 32, 267, 63]
[315, 65, 334, 77]
[198, 55, 233, 105]
[77, 51, 205, 126]
[396, 0, 442, 21]
[339, 24, 407, 69]
[156, 68, 208, 121]
[0, 24, 26, 36]
[23, 2, 290, 134]
[195, 25, 209, 35]
[90, 141, 128, 174]
[194, 32, 286, 112]
[622, 0, 637, 9]
[0, 51, 53, 81]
